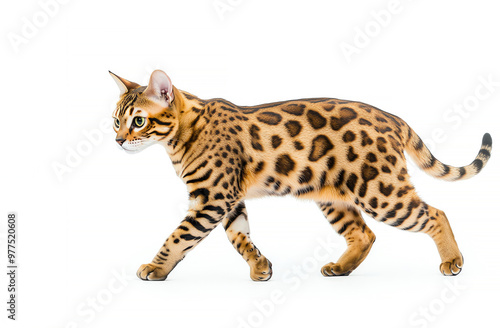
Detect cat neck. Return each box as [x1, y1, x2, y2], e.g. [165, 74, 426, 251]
[161, 87, 208, 156]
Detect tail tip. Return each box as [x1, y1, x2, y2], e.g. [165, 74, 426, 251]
[482, 133, 492, 148]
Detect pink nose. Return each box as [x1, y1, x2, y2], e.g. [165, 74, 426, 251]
[116, 137, 126, 146]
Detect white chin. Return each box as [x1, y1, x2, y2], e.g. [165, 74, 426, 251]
[121, 140, 153, 153]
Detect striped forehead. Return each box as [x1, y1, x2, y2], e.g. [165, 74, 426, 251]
[114, 93, 138, 117]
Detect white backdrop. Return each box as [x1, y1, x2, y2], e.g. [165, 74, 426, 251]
[2, 0, 500, 327]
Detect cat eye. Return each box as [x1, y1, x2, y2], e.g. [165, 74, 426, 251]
[114, 118, 120, 129]
[134, 116, 146, 127]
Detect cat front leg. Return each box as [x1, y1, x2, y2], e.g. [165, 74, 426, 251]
[222, 201, 273, 281]
[137, 192, 237, 281]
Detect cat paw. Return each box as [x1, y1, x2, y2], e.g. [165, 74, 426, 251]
[440, 255, 463, 276]
[321, 262, 352, 277]
[250, 257, 273, 281]
[137, 263, 169, 281]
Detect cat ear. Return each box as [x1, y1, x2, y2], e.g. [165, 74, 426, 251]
[109, 71, 141, 96]
[143, 70, 174, 107]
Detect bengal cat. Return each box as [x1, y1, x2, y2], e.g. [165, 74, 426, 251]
[110, 70, 492, 281]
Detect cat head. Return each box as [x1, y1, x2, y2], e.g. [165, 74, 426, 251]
[110, 70, 178, 153]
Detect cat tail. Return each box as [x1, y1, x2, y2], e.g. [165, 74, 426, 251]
[404, 128, 492, 181]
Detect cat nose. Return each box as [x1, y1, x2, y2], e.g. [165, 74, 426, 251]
[116, 137, 126, 146]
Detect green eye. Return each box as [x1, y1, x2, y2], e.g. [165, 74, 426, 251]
[134, 116, 146, 127]
[114, 118, 120, 129]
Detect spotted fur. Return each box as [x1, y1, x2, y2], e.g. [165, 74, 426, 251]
[110, 70, 492, 280]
